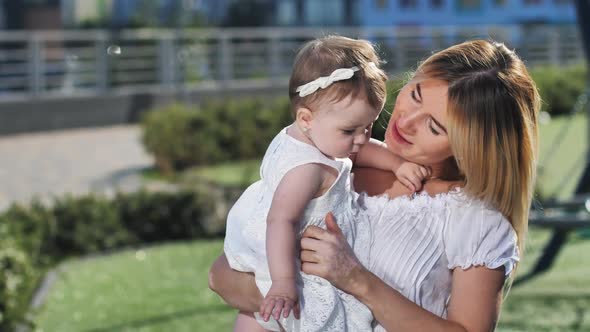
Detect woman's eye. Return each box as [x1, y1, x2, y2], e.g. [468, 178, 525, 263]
[428, 119, 440, 135]
[411, 90, 419, 102]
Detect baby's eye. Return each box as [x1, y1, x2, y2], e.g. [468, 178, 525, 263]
[342, 129, 355, 135]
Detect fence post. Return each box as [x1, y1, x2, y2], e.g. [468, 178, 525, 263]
[95, 32, 109, 92]
[28, 35, 44, 96]
[549, 28, 560, 66]
[269, 33, 281, 83]
[158, 35, 176, 87]
[220, 31, 233, 86]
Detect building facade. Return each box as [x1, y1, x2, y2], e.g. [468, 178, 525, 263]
[0, 0, 578, 30]
[357, 0, 576, 27]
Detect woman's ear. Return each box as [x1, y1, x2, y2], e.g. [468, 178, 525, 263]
[295, 107, 313, 132]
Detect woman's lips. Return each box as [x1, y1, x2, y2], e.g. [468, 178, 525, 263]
[388, 120, 412, 145]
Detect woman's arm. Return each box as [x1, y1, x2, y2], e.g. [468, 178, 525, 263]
[301, 213, 505, 332]
[208, 254, 263, 313]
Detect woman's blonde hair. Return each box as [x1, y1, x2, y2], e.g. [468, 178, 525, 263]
[418, 40, 540, 268]
[289, 35, 388, 116]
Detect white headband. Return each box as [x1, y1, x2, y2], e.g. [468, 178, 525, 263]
[295, 66, 360, 97]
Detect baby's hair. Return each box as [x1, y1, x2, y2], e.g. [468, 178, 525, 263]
[288, 35, 388, 117]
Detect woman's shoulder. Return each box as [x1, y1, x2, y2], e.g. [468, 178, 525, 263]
[443, 190, 519, 276]
[444, 189, 508, 222]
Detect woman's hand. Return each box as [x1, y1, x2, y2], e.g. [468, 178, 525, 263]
[300, 212, 367, 294]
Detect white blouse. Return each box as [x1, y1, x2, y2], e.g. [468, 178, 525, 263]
[359, 189, 519, 331]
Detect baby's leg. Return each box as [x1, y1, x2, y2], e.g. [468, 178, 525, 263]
[233, 311, 269, 332]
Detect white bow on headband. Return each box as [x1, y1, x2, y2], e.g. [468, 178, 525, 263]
[295, 66, 360, 97]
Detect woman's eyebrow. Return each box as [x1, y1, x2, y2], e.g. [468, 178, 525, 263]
[416, 83, 422, 100]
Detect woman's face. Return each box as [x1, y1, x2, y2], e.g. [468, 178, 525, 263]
[385, 76, 453, 169]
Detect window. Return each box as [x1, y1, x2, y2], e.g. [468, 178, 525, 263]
[375, 0, 388, 8]
[431, 0, 444, 8]
[277, 0, 297, 25]
[304, 0, 344, 25]
[457, 0, 482, 11]
[400, 0, 418, 9]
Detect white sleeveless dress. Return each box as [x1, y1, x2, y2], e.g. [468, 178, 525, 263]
[224, 126, 373, 331]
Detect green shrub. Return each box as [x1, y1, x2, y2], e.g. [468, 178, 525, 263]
[51, 195, 134, 257]
[141, 99, 291, 174]
[0, 201, 57, 266]
[116, 189, 215, 242]
[530, 64, 587, 116]
[141, 103, 226, 175]
[0, 241, 35, 331]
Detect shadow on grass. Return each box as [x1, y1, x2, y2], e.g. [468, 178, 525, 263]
[81, 304, 234, 332]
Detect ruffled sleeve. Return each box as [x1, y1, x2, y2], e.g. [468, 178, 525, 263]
[444, 199, 519, 277]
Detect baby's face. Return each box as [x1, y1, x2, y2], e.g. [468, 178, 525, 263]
[308, 94, 382, 159]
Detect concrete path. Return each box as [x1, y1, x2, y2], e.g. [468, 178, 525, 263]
[0, 125, 153, 210]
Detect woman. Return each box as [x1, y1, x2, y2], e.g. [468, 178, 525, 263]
[209, 39, 540, 331]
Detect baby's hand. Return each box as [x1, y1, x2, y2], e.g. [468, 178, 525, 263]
[260, 278, 298, 322]
[395, 162, 430, 192]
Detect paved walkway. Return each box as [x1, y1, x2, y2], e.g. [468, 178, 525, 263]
[0, 125, 153, 210]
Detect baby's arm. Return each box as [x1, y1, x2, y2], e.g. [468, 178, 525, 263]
[261, 163, 325, 322]
[355, 139, 430, 192]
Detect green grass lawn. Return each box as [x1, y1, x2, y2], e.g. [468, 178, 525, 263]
[33, 240, 235, 332]
[536, 113, 588, 200]
[32, 231, 590, 332]
[182, 159, 261, 188]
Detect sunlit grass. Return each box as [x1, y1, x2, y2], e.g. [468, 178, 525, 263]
[498, 230, 590, 332]
[33, 240, 235, 332]
[183, 159, 261, 188]
[33, 230, 590, 331]
[536, 113, 588, 200]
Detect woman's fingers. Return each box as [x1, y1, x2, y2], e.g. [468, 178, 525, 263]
[301, 225, 330, 240]
[300, 237, 324, 251]
[300, 249, 320, 263]
[324, 212, 343, 237]
[301, 262, 325, 278]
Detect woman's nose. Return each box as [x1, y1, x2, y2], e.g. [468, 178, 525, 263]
[397, 111, 418, 133]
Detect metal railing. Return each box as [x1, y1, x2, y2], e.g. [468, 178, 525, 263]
[0, 25, 584, 99]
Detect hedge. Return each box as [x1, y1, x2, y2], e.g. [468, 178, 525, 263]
[141, 99, 293, 175]
[0, 188, 218, 330]
[530, 64, 587, 116]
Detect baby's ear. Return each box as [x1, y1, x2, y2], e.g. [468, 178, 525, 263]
[295, 107, 313, 129]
